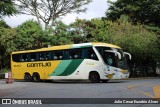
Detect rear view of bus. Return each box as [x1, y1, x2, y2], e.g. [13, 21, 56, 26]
[11, 42, 131, 83]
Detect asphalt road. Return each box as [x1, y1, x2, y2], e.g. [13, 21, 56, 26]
[0, 78, 160, 107]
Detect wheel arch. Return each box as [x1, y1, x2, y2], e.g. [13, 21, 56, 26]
[24, 72, 31, 75]
[88, 71, 100, 79]
[32, 72, 40, 76]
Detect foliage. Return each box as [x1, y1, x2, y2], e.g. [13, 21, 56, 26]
[0, 68, 10, 74]
[106, 0, 160, 26]
[69, 17, 158, 59]
[0, 20, 10, 28]
[68, 17, 159, 77]
[51, 20, 73, 45]
[68, 18, 109, 43]
[15, 20, 45, 50]
[68, 19, 90, 42]
[105, 0, 160, 76]
[0, 20, 17, 68]
[16, 0, 92, 30]
[108, 16, 158, 55]
[0, 68, 10, 79]
[0, 0, 17, 18]
[89, 18, 111, 42]
[15, 20, 73, 49]
[107, 17, 159, 76]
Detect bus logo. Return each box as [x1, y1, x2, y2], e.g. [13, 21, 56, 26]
[27, 62, 51, 67]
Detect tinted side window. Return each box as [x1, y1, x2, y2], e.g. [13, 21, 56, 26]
[30, 53, 37, 61]
[37, 52, 51, 61]
[68, 49, 82, 59]
[46, 52, 51, 60]
[52, 51, 64, 60]
[12, 54, 20, 62]
[86, 48, 98, 60]
[21, 54, 29, 62]
[39, 53, 46, 61]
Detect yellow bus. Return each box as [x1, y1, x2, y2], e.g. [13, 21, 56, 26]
[11, 42, 131, 83]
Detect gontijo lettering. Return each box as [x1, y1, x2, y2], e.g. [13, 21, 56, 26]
[27, 62, 51, 67]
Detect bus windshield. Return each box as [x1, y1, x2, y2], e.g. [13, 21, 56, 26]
[96, 47, 128, 70]
[114, 48, 128, 70]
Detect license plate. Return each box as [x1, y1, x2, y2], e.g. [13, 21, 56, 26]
[107, 74, 113, 79]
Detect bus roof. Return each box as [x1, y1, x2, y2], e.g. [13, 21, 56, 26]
[91, 42, 121, 49]
[12, 42, 121, 54]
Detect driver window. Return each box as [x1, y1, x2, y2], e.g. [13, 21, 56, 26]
[104, 53, 117, 67]
[107, 55, 113, 66]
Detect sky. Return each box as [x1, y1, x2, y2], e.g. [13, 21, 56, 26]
[4, 0, 111, 27]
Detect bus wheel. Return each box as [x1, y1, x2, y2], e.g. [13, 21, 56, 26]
[24, 73, 32, 82]
[101, 80, 109, 83]
[32, 73, 40, 82]
[89, 72, 100, 83]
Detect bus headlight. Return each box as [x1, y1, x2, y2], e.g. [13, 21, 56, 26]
[121, 70, 128, 74]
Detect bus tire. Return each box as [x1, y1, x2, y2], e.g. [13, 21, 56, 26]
[101, 80, 109, 83]
[32, 73, 40, 82]
[24, 73, 32, 82]
[89, 72, 100, 83]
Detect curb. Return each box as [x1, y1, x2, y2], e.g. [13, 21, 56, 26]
[114, 77, 160, 80]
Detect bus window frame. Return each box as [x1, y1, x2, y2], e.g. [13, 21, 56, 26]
[12, 47, 99, 62]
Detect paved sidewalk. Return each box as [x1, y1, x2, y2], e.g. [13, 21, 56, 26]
[0, 79, 26, 90]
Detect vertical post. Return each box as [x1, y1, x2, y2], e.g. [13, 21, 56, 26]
[6, 72, 13, 84]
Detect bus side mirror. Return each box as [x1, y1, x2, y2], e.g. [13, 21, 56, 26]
[116, 52, 121, 60]
[124, 52, 131, 60]
[104, 50, 121, 60]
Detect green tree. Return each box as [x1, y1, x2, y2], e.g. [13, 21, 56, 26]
[105, 0, 160, 77]
[50, 20, 73, 45]
[69, 18, 102, 43]
[15, 20, 71, 49]
[0, 0, 16, 18]
[16, 0, 92, 30]
[68, 17, 159, 77]
[0, 20, 17, 69]
[89, 18, 111, 42]
[69, 18, 113, 43]
[69, 19, 89, 43]
[0, 20, 10, 28]
[107, 16, 158, 77]
[106, 0, 160, 26]
[15, 20, 46, 50]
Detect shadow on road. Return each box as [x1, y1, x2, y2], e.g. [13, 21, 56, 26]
[14, 79, 129, 84]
